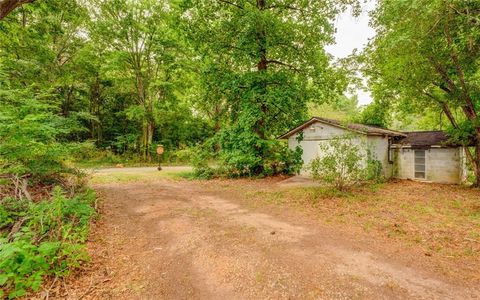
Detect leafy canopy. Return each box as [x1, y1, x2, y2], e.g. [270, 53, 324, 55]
[362, 0, 480, 185]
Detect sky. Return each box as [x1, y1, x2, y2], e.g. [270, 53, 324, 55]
[325, 0, 377, 106]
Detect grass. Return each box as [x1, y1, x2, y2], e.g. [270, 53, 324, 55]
[243, 180, 480, 259]
[89, 169, 195, 184]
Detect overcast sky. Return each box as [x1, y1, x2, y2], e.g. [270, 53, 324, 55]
[325, 0, 377, 106]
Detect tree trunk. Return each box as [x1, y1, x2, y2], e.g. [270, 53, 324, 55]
[436, 85, 480, 186]
[142, 119, 154, 161]
[147, 120, 154, 161]
[0, 0, 34, 20]
[255, 0, 267, 140]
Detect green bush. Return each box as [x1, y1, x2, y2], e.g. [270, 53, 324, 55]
[191, 141, 216, 179]
[365, 156, 384, 182]
[70, 142, 125, 166]
[309, 135, 383, 191]
[0, 93, 79, 186]
[0, 187, 96, 299]
[165, 147, 195, 165]
[191, 134, 302, 179]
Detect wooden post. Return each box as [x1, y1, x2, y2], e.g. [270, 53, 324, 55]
[156, 145, 164, 171]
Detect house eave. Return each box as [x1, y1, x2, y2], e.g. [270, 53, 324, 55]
[390, 144, 461, 149]
[278, 117, 405, 139]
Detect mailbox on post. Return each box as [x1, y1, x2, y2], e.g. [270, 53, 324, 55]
[156, 145, 164, 171]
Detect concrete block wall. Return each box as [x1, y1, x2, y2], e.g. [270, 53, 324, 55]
[394, 147, 462, 184]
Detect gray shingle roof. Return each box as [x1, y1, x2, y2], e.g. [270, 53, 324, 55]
[392, 131, 459, 147]
[278, 117, 406, 139]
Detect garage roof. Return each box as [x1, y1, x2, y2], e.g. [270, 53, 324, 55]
[392, 131, 466, 147]
[278, 117, 406, 139]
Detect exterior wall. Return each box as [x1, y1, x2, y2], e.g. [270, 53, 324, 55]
[366, 136, 394, 178]
[394, 147, 463, 184]
[287, 121, 352, 170]
[288, 121, 350, 142]
[287, 121, 393, 177]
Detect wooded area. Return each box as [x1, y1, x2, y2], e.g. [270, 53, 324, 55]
[1, 0, 478, 182]
[0, 0, 479, 297]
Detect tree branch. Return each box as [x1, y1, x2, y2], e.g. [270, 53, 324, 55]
[266, 60, 299, 71]
[444, 12, 477, 120]
[217, 0, 243, 9]
[0, 0, 34, 20]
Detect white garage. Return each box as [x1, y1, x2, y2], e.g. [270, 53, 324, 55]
[279, 117, 468, 184]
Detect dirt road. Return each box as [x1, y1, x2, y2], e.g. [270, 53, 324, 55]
[69, 179, 480, 299]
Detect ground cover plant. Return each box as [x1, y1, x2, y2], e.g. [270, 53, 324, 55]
[0, 188, 96, 298]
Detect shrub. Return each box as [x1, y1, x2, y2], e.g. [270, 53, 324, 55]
[0, 187, 96, 299]
[70, 142, 126, 166]
[191, 141, 217, 179]
[165, 147, 195, 164]
[0, 93, 81, 191]
[309, 135, 383, 190]
[191, 134, 302, 179]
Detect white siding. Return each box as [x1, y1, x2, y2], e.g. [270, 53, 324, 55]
[366, 136, 394, 178]
[285, 120, 466, 184]
[287, 121, 391, 177]
[289, 122, 350, 142]
[288, 122, 352, 169]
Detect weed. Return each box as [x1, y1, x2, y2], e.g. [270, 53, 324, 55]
[89, 170, 195, 184]
[0, 188, 96, 299]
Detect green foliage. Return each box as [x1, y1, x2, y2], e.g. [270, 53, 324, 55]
[89, 0, 204, 159]
[0, 0, 358, 177]
[191, 141, 216, 179]
[362, 0, 480, 185]
[0, 0, 211, 166]
[191, 135, 302, 178]
[183, 0, 353, 177]
[355, 99, 391, 128]
[365, 155, 384, 182]
[0, 92, 76, 183]
[164, 148, 195, 165]
[0, 0, 91, 185]
[309, 95, 359, 121]
[0, 188, 96, 299]
[217, 132, 302, 177]
[309, 135, 383, 190]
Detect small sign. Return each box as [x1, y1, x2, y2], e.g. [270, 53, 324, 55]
[156, 145, 164, 155]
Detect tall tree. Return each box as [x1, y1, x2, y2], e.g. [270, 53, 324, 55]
[91, 0, 182, 160]
[363, 0, 480, 185]
[0, 0, 91, 183]
[184, 0, 353, 175]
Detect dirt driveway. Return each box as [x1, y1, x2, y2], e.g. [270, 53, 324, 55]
[67, 178, 480, 300]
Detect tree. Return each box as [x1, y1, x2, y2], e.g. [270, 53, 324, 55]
[355, 98, 390, 128]
[90, 0, 183, 160]
[0, 0, 91, 184]
[363, 0, 480, 186]
[309, 95, 359, 121]
[0, 0, 34, 20]
[183, 0, 354, 175]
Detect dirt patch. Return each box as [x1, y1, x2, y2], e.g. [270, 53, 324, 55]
[58, 178, 480, 299]
[197, 195, 309, 242]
